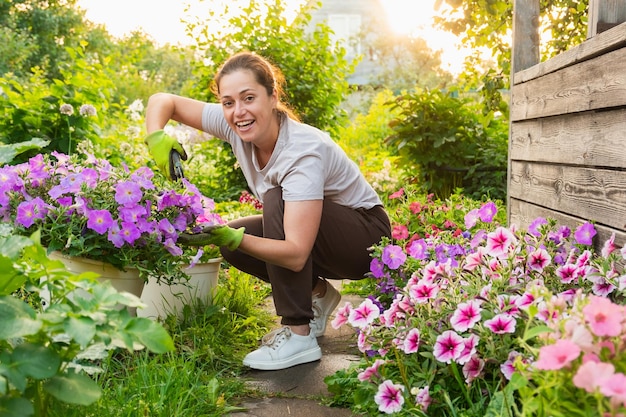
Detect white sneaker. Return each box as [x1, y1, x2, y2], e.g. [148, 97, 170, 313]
[242, 326, 322, 370]
[310, 281, 341, 337]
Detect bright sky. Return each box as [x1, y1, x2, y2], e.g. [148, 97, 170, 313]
[77, 0, 468, 74]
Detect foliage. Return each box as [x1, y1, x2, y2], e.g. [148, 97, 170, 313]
[183, 0, 355, 137]
[42, 264, 274, 417]
[435, 0, 589, 111]
[385, 89, 508, 200]
[0, 0, 90, 81]
[336, 89, 405, 196]
[325, 191, 626, 416]
[0, 45, 116, 160]
[0, 151, 223, 284]
[0, 235, 174, 417]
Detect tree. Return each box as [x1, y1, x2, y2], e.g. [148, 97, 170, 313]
[0, 0, 91, 80]
[436, 0, 589, 81]
[434, 0, 589, 113]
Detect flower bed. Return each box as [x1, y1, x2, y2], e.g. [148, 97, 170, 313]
[326, 191, 626, 416]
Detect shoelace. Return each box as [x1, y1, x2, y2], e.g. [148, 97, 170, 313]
[311, 297, 323, 319]
[261, 327, 292, 348]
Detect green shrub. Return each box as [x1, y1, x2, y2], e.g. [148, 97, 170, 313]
[385, 89, 508, 200]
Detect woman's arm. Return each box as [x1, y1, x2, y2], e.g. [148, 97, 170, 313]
[237, 200, 323, 272]
[145, 93, 207, 133]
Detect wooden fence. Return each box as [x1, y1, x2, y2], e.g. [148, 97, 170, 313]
[508, 0, 626, 250]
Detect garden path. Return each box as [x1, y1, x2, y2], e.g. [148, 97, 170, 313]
[227, 281, 364, 417]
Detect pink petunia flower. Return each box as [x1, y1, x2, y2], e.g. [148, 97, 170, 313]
[600, 373, 626, 405]
[331, 302, 353, 329]
[408, 278, 439, 304]
[534, 339, 581, 371]
[583, 295, 624, 337]
[556, 263, 579, 284]
[358, 359, 386, 382]
[462, 355, 485, 384]
[501, 351, 523, 380]
[402, 328, 420, 354]
[348, 299, 380, 328]
[484, 314, 516, 334]
[433, 330, 465, 364]
[573, 360, 615, 393]
[457, 334, 479, 365]
[601, 233, 617, 258]
[450, 300, 483, 332]
[392, 224, 409, 240]
[527, 248, 552, 272]
[374, 380, 405, 414]
[485, 227, 517, 258]
[414, 385, 431, 412]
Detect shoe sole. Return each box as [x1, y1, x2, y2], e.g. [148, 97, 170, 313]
[243, 346, 322, 371]
[313, 287, 342, 337]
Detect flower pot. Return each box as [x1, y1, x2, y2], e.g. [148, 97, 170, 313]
[46, 251, 145, 316]
[138, 258, 222, 320]
[48, 251, 145, 298]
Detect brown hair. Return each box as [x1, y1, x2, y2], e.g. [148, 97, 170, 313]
[211, 52, 300, 122]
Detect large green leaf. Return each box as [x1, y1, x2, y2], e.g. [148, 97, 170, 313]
[0, 296, 41, 339]
[0, 261, 27, 296]
[125, 318, 174, 353]
[43, 372, 101, 405]
[13, 343, 60, 380]
[0, 396, 34, 417]
[0, 236, 34, 260]
[64, 316, 96, 348]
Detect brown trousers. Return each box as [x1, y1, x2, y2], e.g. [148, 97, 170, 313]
[220, 187, 391, 326]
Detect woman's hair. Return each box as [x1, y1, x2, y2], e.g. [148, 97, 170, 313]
[212, 51, 300, 121]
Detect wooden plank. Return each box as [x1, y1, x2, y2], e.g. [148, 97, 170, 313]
[512, 0, 540, 72]
[509, 197, 626, 253]
[588, 0, 626, 37]
[510, 108, 626, 168]
[508, 161, 626, 231]
[514, 21, 626, 83]
[510, 46, 626, 121]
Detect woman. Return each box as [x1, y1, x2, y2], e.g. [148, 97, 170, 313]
[144, 51, 391, 371]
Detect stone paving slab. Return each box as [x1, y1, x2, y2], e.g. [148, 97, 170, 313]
[227, 283, 365, 417]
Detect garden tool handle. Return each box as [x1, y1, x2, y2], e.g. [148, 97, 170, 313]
[169, 149, 185, 180]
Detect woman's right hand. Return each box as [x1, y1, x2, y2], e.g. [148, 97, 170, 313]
[144, 130, 187, 179]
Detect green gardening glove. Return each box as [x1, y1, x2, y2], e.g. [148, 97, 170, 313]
[178, 225, 245, 251]
[144, 130, 188, 179]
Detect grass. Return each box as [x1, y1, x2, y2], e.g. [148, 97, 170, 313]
[48, 266, 274, 417]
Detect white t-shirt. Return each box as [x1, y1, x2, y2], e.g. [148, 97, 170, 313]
[201, 103, 382, 209]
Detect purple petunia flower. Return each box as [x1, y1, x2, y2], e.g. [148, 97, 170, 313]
[407, 238, 428, 260]
[370, 258, 385, 278]
[86, 209, 114, 234]
[477, 201, 497, 222]
[528, 217, 548, 237]
[574, 222, 596, 245]
[115, 181, 143, 207]
[381, 245, 407, 270]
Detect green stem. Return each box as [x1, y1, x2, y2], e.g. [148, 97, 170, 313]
[66, 117, 72, 156]
[450, 361, 472, 407]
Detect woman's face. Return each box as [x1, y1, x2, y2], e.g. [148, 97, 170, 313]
[218, 69, 278, 145]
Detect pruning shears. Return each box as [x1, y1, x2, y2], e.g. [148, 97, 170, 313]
[169, 149, 185, 181]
